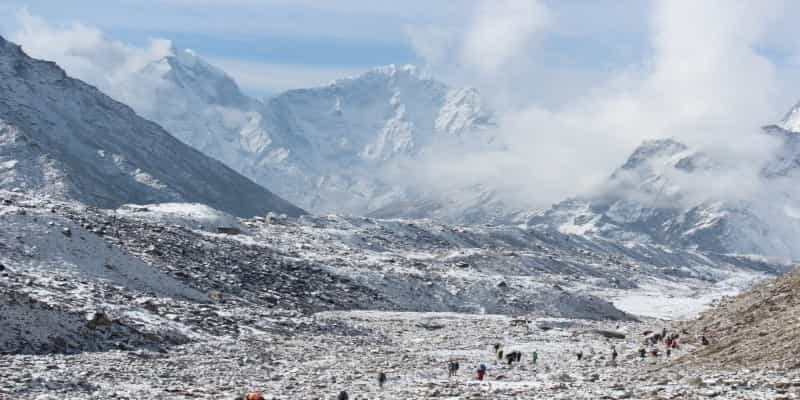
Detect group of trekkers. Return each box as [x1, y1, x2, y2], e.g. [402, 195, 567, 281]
[470, 343, 540, 381]
[471, 326, 705, 382]
[637, 326, 697, 359]
[238, 326, 711, 398]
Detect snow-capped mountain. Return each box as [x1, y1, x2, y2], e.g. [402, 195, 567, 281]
[778, 101, 800, 133]
[128, 49, 497, 219]
[0, 36, 303, 218]
[531, 128, 800, 259]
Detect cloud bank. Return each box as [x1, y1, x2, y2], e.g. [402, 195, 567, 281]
[404, 0, 799, 207]
[6, 10, 365, 101]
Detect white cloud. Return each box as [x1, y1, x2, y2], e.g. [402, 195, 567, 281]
[10, 9, 173, 111]
[461, 0, 549, 78]
[8, 10, 371, 107]
[405, 0, 797, 207]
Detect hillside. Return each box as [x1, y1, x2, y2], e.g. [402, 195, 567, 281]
[676, 266, 800, 370]
[0, 36, 303, 218]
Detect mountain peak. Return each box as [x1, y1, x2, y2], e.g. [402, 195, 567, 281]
[370, 64, 425, 78]
[142, 46, 251, 109]
[331, 64, 431, 88]
[172, 47, 200, 67]
[779, 101, 800, 133]
[619, 138, 689, 171]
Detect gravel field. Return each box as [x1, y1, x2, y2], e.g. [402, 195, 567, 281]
[4, 311, 799, 400]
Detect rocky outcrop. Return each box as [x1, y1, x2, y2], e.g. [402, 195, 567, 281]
[677, 267, 800, 370]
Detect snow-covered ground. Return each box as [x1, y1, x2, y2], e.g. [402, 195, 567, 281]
[610, 272, 766, 320]
[1, 192, 796, 398]
[4, 311, 798, 399]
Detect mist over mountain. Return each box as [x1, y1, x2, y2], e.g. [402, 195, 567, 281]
[122, 49, 510, 221]
[531, 120, 800, 259]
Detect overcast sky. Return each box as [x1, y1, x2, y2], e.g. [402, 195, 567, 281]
[0, 0, 655, 96]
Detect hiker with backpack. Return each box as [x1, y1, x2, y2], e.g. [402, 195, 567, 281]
[477, 363, 487, 381]
[448, 360, 460, 377]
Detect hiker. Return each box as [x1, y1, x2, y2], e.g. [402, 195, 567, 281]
[666, 348, 671, 357]
[701, 336, 710, 346]
[505, 351, 522, 366]
[651, 334, 662, 345]
[611, 347, 618, 362]
[448, 360, 460, 377]
[661, 327, 668, 341]
[576, 351, 583, 361]
[650, 348, 659, 357]
[378, 372, 387, 388]
[497, 349, 504, 361]
[639, 348, 646, 359]
[242, 392, 264, 400]
[532, 351, 538, 365]
[337, 391, 349, 400]
[477, 364, 487, 381]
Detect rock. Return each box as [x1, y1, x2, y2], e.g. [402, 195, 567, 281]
[557, 373, 575, 383]
[61, 227, 72, 237]
[590, 329, 626, 340]
[86, 311, 113, 329]
[416, 323, 445, 331]
[216, 227, 242, 235]
[687, 377, 706, 387]
[209, 291, 224, 303]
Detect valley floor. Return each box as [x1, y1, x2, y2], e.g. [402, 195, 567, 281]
[3, 311, 799, 400]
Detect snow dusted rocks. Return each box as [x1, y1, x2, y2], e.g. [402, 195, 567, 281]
[0, 191, 795, 398]
[0, 188, 789, 354]
[3, 310, 799, 399]
[0, 36, 302, 218]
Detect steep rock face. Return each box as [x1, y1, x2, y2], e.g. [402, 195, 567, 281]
[0, 37, 303, 218]
[129, 55, 496, 218]
[532, 130, 800, 258]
